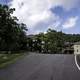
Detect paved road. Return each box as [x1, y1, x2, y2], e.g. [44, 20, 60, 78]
[0, 53, 80, 80]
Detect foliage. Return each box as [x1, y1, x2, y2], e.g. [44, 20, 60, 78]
[28, 29, 80, 54]
[0, 4, 28, 53]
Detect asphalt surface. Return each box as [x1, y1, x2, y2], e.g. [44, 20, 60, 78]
[0, 53, 80, 80]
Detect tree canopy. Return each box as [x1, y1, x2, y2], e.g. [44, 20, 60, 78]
[28, 29, 80, 54]
[0, 4, 28, 53]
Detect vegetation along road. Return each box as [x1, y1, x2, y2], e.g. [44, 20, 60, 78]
[0, 53, 80, 80]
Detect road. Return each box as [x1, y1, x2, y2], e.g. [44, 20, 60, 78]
[0, 53, 80, 80]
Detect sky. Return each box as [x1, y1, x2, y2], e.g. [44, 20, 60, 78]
[0, 0, 80, 34]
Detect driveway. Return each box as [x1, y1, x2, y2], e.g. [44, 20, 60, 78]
[0, 53, 80, 80]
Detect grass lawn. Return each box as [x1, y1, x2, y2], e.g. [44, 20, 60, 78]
[0, 53, 25, 68]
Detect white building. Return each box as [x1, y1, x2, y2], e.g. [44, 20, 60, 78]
[74, 42, 80, 54]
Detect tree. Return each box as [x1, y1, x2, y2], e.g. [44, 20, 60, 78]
[0, 4, 28, 53]
[34, 28, 80, 54]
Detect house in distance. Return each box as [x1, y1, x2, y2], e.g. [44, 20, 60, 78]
[74, 42, 80, 54]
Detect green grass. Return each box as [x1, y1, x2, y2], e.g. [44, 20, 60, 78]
[0, 53, 25, 68]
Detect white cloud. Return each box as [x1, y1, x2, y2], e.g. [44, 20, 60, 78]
[9, 0, 79, 34]
[62, 16, 78, 29]
[47, 21, 61, 30]
[9, 0, 53, 28]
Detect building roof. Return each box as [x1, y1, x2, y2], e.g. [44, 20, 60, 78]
[74, 42, 80, 45]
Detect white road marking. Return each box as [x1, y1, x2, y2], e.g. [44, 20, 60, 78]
[75, 54, 80, 71]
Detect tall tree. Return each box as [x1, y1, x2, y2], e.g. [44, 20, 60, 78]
[0, 4, 28, 53]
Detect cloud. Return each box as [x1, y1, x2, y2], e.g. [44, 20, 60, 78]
[9, 0, 53, 28]
[62, 16, 78, 29]
[9, 0, 80, 34]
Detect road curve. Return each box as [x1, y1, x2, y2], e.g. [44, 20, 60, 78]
[0, 53, 80, 80]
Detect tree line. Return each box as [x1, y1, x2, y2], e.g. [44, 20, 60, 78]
[27, 29, 80, 54]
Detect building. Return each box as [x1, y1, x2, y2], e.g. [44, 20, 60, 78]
[62, 42, 74, 54]
[74, 42, 80, 54]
